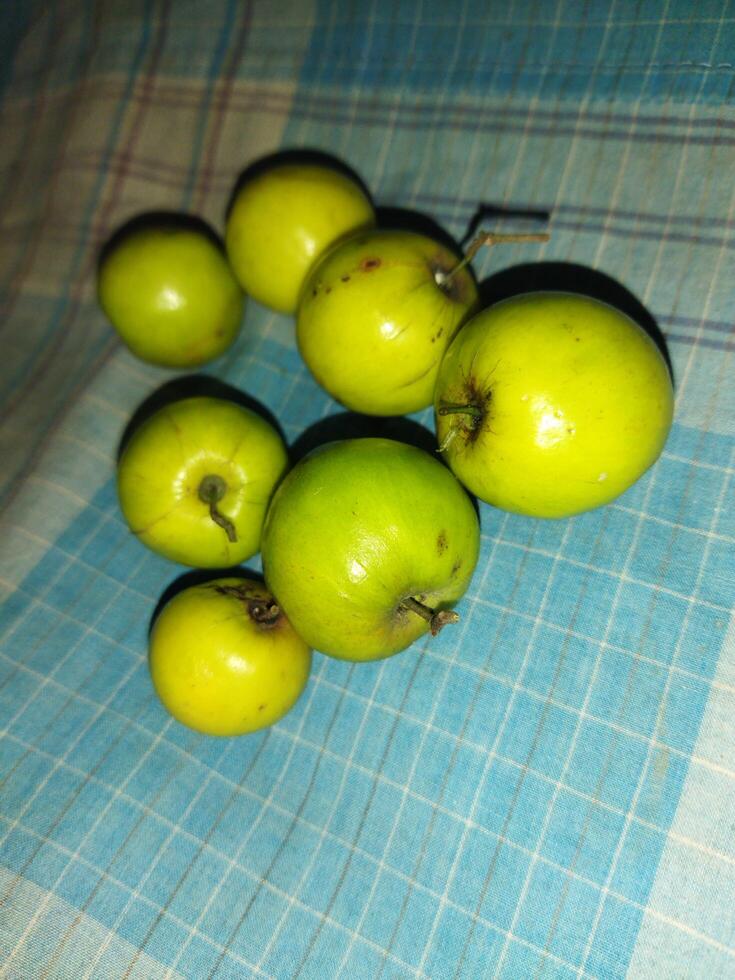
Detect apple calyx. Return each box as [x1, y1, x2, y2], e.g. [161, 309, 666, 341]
[436, 229, 550, 292]
[401, 596, 460, 636]
[247, 597, 282, 627]
[198, 474, 237, 543]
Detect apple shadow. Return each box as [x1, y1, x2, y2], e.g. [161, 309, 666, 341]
[225, 148, 374, 223]
[97, 211, 225, 275]
[149, 567, 263, 636]
[478, 261, 674, 383]
[117, 375, 286, 462]
[375, 206, 462, 254]
[289, 411, 438, 464]
[460, 201, 552, 247]
[289, 411, 482, 523]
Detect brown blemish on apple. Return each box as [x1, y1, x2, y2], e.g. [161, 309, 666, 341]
[451, 558, 463, 575]
[258, 703, 266, 712]
[437, 530, 448, 554]
[341, 274, 350, 282]
[360, 257, 381, 271]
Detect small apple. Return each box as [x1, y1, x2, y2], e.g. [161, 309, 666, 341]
[118, 396, 288, 567]
[225, 161, 375, 314]
[434, 292, 674, 518]
[296, 229, 479, 415]
[150, 577, 312, 736]
[98, 219, 244, 367]
[261, 438, 480, 661]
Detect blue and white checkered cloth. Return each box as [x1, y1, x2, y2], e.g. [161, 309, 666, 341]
[1, 2, 734, 977]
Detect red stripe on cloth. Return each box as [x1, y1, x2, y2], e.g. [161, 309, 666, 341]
[0, 4, 102, 321]
[192, 2, 254, 215]
[1, 1, 174, 414]
[18, 152, 735, 248]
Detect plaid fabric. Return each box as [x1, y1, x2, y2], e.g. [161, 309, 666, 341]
[1, 1, 734, 977]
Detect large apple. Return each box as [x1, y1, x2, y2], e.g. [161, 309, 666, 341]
[434, 292, 674, 518]
[150, 577, 312, 736]
[98, 219, 244, 367]
[118, 396, 288, 567]
[296, 229, 479, 415]
[225, 162, 375, 314]
[261, 438, 480, 661]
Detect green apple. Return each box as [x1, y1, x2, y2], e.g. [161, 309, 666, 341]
[150, 577, 312, 736]
[118, 396, 288, 567]
[225, 162, 375, 314]
[296, 229, 479, 415]
[434, 292, 674, 518]
[261, 438, 480, 661]
[98, 220, 244, 367]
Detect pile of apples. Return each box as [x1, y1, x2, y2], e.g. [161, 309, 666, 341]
[99, 157, 674, 738]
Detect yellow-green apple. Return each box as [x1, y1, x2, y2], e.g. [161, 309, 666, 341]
[434, 292, 674, 518]
[98, 219, 244, 367]
[225, 162, 375, 313]
[296, 229, 479, 415]
[261, 438, 480, 661]
[118, 396, 288, 567]
[150, 577, 311, 735]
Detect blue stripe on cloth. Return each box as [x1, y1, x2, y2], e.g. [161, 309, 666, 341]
[1, 323, 731, 977]
[299, 0, 735, 104]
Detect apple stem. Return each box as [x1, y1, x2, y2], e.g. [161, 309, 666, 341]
[437, 402, 484, 420]
[401, 596, 460, 636]
[213, 585, 282, 627]
[437, 426, 459, 454]
[198, 474, 237, 543]
[438, 230, 550, 288]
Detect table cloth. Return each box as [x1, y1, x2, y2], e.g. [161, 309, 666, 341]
[1, 2, 734, 977]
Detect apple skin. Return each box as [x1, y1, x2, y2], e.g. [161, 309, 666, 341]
[434, 292, 674, 518]
[296, 229, 479, 415]
[225, 163, 375, 314]
[118, 397, 288, 567]
[149, 577, 312, 736]
[261, 438, 480, 661]
[98, 224, 244, 367]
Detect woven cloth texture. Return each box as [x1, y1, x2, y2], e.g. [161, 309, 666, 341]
[1, 2, 734, 978]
